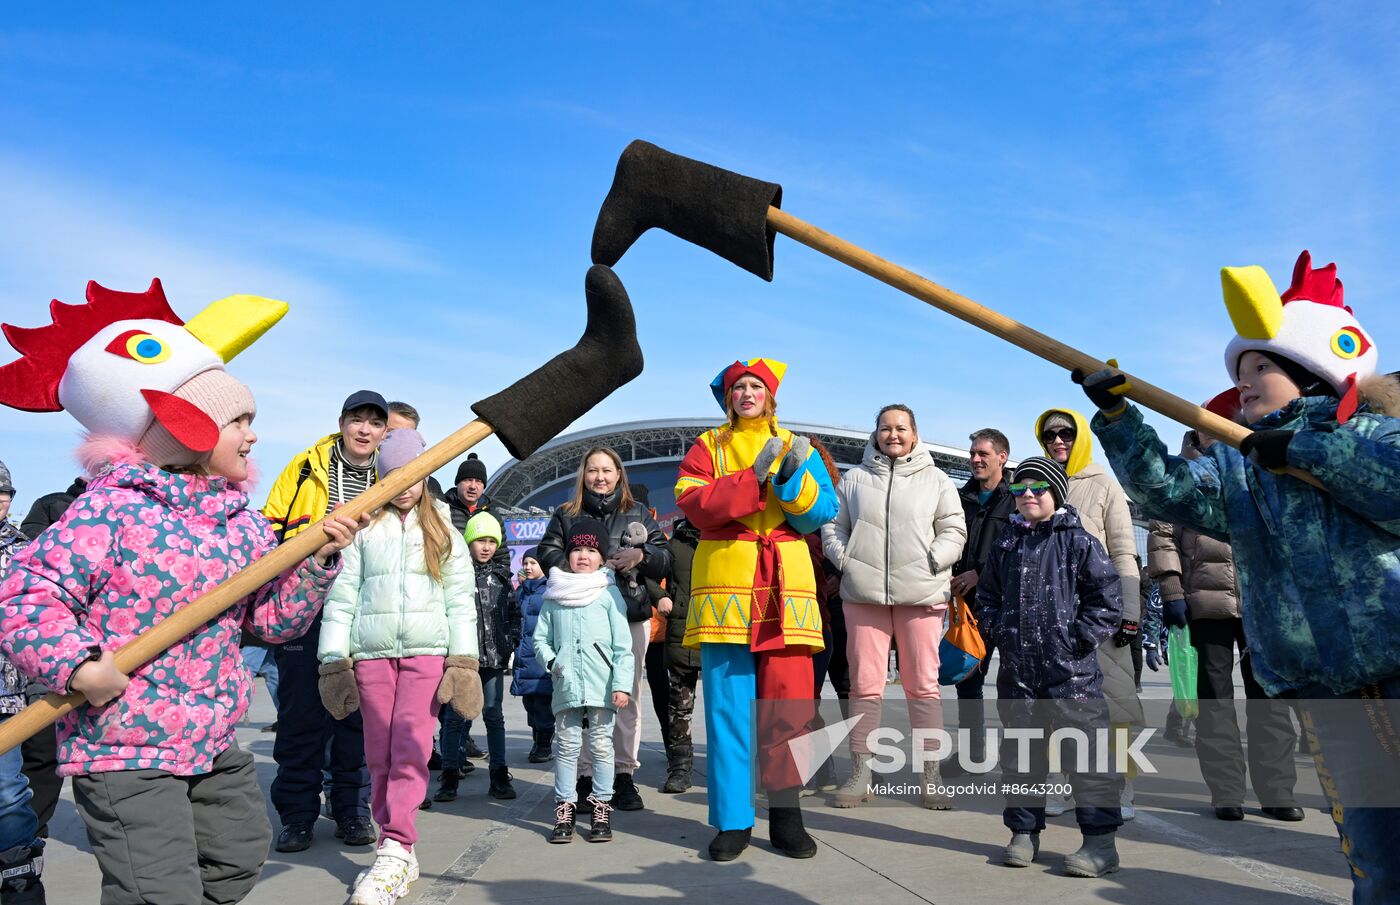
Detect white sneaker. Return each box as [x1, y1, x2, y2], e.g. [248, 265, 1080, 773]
[350, 839, 417, 905]
[1120, 780, 1136, 821]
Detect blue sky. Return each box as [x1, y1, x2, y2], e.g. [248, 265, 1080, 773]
[2, 2, 1398, 514]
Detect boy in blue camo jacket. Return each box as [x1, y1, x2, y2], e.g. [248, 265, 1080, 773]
[1077, 250, 1400, 905]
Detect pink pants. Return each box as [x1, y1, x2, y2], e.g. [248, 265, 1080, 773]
[355, 656, 444, 847]
[845, 603, 945, 755]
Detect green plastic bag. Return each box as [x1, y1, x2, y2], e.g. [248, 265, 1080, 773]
[1168, 625, 1199, 719]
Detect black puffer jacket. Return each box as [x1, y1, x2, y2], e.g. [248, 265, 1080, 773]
[474, 559, 520, 671]
[439, 488, 511, 568]
[954, 475, 1016, 584]
[20, 478, 87, 538]
[662, 519, 702, 670]
[537, 489, 672, 622]
[976, 507, 1123, 700]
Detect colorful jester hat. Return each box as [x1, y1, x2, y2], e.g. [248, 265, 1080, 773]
[0, 279, 287, 466]
[1221, 250, 1378, 424]
[709, 357, 787, 411]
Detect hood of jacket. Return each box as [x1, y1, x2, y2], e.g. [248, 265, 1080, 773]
[1036, 407, 1094, 476]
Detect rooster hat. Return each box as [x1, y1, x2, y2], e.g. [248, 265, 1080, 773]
[0, 279, 286, 466]
[1220, 250, 1379, 424]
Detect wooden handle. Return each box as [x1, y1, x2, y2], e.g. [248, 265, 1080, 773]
[767, 207, 1324, 490]
[0, 419, 496, 756]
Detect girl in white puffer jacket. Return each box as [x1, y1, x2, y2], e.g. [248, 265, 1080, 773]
[317, 430, 481, 905]
[821, 404, 967, 809]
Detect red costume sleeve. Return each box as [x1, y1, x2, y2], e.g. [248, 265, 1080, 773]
[674, 439, 764, 531]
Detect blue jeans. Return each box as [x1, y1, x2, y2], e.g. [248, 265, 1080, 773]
[554, 707, 615, 803]
[1295, 677, 1400, 905]
[242, 645, 280, 712]
[442, 668, 506, 770]
[0, 716, 38, 850]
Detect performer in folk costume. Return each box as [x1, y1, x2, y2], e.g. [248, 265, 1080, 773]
[674, 358, 838, 862]
[1081, 251, 1400, 904]
[0, 280, 362, 905]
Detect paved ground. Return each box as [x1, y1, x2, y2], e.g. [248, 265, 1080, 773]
[39, 664, 1354, 905]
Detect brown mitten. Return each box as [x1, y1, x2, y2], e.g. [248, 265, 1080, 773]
[317, 659, 360, 720]
[437, 656, 483, 720]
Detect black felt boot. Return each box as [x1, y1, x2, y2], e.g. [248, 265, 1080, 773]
[592, 140, 784, 280]
[768, 788, 817, 859]
[707, 827, 752, 862]
[434, 768, 461, 802]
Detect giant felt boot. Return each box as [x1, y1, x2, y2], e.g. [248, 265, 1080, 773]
[768, 788, 817, 859]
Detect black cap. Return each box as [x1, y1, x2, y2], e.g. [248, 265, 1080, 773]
[455, 453, 488, 484]
[341, 390, 389, 418]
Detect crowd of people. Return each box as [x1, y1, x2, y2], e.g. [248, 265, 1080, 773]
[0, 248, 1396, 904]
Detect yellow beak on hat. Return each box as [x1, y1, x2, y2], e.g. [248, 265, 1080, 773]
[1221, 265, 1283, 341]
[184, 294, 289, 362]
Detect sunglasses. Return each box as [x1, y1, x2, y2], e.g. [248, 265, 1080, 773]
[1009, 482, 1053, 497]
[1040, 428, 1077, 444]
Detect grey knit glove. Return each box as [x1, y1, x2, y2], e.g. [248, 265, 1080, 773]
[777, 436, 810, 483]
[752, 437, 785, 484]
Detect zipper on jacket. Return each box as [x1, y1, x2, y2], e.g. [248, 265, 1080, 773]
[884, 456, 894, 606]
[592, 642, 614, 670]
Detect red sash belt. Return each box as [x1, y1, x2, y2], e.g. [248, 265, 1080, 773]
[702, 522, 804, 652]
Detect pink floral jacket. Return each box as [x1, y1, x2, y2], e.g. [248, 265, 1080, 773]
[0, 462, 338, 777]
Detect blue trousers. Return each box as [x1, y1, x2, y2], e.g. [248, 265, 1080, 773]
[554, 707, 615, 803]
[701, 644, 757, 831]
[441, 668, 506, 770]
[1296, 677, 1400, 905]
[269, 619, 369, 824]
[0, 716, 38, 851]
[522, 693, 555, 733]
[242, 645, 280, 712]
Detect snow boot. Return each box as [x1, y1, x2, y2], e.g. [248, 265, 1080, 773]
[433, 768, 461, 802]
[832, 753, 873, 808]
[488, 766, 517, 800]
[1002, 831, 1040, 868]
[528, 729, 554, 764]
[0, 843, 45, 904]
[921, 761, 953, 810]
[1064, 832, 1120, 878]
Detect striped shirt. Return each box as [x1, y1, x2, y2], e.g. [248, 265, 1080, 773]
[326, 441, 377, 513]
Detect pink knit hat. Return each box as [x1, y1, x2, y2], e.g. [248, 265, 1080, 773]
[138, 369, 256, 467]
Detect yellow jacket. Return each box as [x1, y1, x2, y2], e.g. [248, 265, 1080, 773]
[263, 433, 339, 542]
[674, 419, 839, 650]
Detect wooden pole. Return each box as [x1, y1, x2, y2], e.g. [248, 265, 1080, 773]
[0, 419, 496, 755]
[766, 207, 1323, 489]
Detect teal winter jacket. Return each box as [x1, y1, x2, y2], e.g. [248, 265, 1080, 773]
[1091, 387, 1400, 696]
[319, 500, 479, 663]
[533, 572, 635, 715]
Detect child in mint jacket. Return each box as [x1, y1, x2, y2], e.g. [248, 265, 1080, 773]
[534, 518, 634, 845]
[1076, 251, 1400, 905]
[316, 429, 481, 905]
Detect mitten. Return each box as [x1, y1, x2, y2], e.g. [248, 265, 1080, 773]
[751, 436, 785, 484]
[1163, 598, 1189, 629]
[777, 435, 811, 483]
[1071, 360, 1133, 417]
[318, 659, 360, 720]
[1145, 646, 1162, 672]
[1239, 429, 1294, 471]
[1113, 619, 1139, 648]
[437, 656, 483, 720]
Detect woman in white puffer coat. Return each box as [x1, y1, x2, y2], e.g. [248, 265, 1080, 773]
[821, 404, 967, 809]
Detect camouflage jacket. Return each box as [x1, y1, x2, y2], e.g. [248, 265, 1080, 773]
[0, 518, 29, 714]
[1092, 392, 1400, 696]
